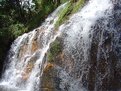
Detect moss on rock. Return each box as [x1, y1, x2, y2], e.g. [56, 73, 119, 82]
[55, 0, 86, 28]
[48, 40, 62, 62]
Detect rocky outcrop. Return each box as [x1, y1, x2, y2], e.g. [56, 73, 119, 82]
[40, 63, 61, 91]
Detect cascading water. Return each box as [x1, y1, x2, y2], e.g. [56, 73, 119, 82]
[60, 0, 113, 63]
[1, 0, 120, 91]
[56, 0, 114, 91]
[0, 3, 67, 91]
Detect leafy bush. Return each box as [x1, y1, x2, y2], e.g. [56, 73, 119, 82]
[9, 23, 27, 38]
[27, 0, 62, 30]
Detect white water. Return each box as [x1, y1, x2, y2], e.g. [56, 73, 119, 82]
[0, 3, 67, 91]
[0, 0, 114, 91]
[60, 0, 113, 62]
[59, 0, 113, 90]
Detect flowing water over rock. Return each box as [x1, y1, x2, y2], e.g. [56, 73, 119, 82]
[0, 3, 67, 91]
[41, 0, 121, 91]
[1, 0, 121, 91]
[55, 0, 113, 91]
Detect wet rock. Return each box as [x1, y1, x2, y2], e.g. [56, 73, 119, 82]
[41, 0, 121, 91]
[40, 63, 62, 91]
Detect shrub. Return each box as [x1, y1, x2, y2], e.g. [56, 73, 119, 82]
[9, 23, 27, 38]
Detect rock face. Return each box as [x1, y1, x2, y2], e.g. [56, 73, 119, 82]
[40, 0, 121, 91]
[40, 63, 61, 91]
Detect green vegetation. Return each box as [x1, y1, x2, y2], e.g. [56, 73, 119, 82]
[55, 2, 72, 28]
[48, 40, 62, 62]
[72, 0, 85, 13]
[8, 24, 27, 38]
[27, 0, 59, 30]
[55, 0, 86, 28]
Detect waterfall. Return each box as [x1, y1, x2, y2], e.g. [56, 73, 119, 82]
[60, 0, 113, 62]
[0, 0, 119, 91]
[58, 0, 113, 91]
[0, 3, 67, 91]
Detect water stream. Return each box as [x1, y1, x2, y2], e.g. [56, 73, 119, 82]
[0, 0, 118, 91]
